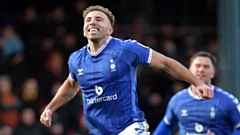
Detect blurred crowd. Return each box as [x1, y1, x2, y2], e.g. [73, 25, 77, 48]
[0, 0, 218, 134]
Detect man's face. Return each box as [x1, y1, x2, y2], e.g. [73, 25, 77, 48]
[83, 11, 113, 41]
[189, 56, 215, 85]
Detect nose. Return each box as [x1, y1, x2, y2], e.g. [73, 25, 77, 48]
[197, 66, 204, 72]
[89, 18, 96, 24]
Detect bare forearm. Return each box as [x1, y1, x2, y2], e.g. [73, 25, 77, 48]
[150, 50, 213, 99]
[164, 58, 203, 87]
[150, 51, 202, 86]
[45, 79, 79, 112]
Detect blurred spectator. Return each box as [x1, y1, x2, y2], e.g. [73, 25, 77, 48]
[160, 25, 177, 58]
[37, 50, 68, 99]
[31, 36, 56, 75]
[131, 15, 148, 42]
[67, 0, 88, 43]
[13, 108, 42, 135]
[67, 109, 88, 135]
[1, 25, 24, 57]
[0, 75, 22, 129]
[6, 53, 30, 88]
[49, 121, 65, 135]
[170, 80, 188, 94]
[17, 6, 42, 74]
[43, 50, 67, 82]
[0, 123, 13, 135]
[0, 24, 29, 86]
[58, 32, 79, 63]
[17, 5, 41, 47]
[19, 77, 44, 116]
[54, 25, 67, 46]
[51, 6, 67, 23]
[42, 6, 68, 37]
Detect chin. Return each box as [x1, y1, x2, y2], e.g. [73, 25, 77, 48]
[90, 37, 101, 42]
[86, 35, 97, 39]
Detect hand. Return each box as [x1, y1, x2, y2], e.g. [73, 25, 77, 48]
[40, 109, 53, 127]
[207, 130, 215, 135]
[194, 83, 214, 100]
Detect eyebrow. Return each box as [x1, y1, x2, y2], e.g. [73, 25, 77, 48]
[86, 16, 104, 20]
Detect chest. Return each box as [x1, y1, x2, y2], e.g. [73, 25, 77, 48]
[175, 100, 228, 125]
[75, 55, 134, 89]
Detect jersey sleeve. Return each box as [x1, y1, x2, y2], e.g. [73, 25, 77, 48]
[228, 99, 240, 129]
[122, 40, 152, 66]
[163, 95, 179, 127]
[153, 120, 174, 135]
[68, 52, 77, 81]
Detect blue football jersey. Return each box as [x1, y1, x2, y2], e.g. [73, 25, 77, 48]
[68, 37, 152, 135]
[164, 85, 240, 135]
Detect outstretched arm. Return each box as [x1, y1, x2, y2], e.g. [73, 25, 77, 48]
[153, 119, 175, 135]
[40, 75, 80, 127]
[149, 50, 213, 99]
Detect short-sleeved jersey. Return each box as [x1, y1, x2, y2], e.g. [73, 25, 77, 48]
[164, 85, 240, 135]
[68, 37, 152, 135]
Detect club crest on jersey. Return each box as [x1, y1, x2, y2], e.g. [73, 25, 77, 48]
[109, 56, 116, 72]
[210, 107, 216, 119]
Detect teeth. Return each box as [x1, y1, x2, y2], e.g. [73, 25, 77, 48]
[90, 29, 98, 32]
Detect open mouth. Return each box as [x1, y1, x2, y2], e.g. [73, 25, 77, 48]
[88, 28, 99, 33]
[196, 75, 205, 79]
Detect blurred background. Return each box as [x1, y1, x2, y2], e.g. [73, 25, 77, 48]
[0, 0, 239, 135]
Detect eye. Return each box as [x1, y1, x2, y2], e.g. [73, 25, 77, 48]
[85, 17, 91, 23]
[204, 65, 210, 69]
[85, 19, 91, 22]
[96, 17, 103, 21]
[195, 64, 201, 68]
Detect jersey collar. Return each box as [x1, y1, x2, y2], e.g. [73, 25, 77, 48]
[87, 36, 112, 56]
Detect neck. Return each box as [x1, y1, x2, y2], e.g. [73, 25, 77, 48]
[88, 36, 109, 53]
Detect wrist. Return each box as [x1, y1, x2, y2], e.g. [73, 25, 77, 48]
[193, 79, 204, 87]
[44, 107, 53, 113]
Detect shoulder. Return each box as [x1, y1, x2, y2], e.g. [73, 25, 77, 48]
[110, 37, 148, 49]
[69, 46, 87, 62]
[111, 37, 137, 44]
[70, 46, 86, 58]
[214, 86, 239, 104]
[170, 89, 188, 102]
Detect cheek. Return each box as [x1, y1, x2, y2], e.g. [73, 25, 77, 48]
[83, 24, 88, 30]
[83, 27, 87, 32]
[210, 72, 215, 78]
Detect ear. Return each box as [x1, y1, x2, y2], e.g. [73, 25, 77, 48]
[107, 27, 114, 36]
[210, 70, 215, 79]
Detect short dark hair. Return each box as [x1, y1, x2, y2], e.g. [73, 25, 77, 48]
[83, 5, 115, 27]
[190, 51, 217, 69]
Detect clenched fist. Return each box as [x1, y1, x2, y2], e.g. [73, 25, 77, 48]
[40, 109, 53, 127]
